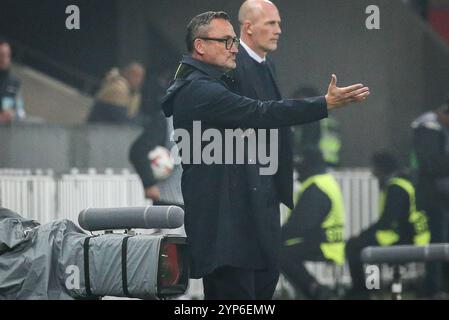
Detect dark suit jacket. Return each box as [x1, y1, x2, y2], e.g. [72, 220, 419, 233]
[232, 46, 294, 209]
[162, 55, 328, 278]
[229, 47, 297, 274]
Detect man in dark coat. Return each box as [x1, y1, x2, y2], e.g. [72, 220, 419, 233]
[161, 11, 369, 299]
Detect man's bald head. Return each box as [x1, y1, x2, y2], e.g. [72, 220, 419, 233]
[238, 0, 281, 58]
[238, 0, 276, 25]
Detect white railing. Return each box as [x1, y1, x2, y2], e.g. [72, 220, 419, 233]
[0, 167, 183, 225]
[57, 168, 146, 224]
[0, 172, 56, 223]
[333, 169, 380, 238]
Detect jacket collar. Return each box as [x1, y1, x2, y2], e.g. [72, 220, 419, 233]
[240, 41, 266, 63]
[180, 55, 227, 81]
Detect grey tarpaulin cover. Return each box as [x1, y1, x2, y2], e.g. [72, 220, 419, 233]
[0, 207, 163, 300]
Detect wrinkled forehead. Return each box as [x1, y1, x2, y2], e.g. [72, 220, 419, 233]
[256, 4, 281, 22]
[206, 19, 236, 38]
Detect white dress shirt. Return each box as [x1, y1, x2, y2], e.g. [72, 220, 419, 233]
[240, 40, 266, 64]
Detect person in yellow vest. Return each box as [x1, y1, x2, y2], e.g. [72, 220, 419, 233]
[344, 152, 430, 299]
[280, 147, 345, 299]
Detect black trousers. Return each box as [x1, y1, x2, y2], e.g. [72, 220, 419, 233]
[279, 241, 326, 298]
[424, 205, 449, 295]
[202, 266, 279, 300]
[345, 228, 378, 292]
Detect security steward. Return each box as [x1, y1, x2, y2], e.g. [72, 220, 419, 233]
[345, 152, 430, 299]
[280, 148, 345, 299]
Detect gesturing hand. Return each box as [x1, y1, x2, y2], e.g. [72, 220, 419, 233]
[325, 74, 370, 110]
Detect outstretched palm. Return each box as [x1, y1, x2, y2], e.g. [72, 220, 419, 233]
[325, 74, 370, 109]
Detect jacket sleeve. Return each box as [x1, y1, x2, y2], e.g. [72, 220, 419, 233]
[174, 78, 328, 128]
[129, 128, 159, 189]
[372, 185, 409, 230]
[414, 126, 449, 178]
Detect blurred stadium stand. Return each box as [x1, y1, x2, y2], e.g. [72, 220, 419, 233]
[11, 63, 93, 124]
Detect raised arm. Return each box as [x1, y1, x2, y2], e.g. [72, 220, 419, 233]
[172, 75, 369, 128]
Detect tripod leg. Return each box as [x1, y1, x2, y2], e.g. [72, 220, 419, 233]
[391, 265, 402, 300]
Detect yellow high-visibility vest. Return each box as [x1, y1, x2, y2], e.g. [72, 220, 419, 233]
[376, 177, 430, 246]
[285, 173, 345, 265]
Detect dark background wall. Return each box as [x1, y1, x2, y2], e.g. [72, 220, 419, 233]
[0, 0, 448, 169]
[0, 0, 118, 78]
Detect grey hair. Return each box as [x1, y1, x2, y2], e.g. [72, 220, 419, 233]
[185, 11, 230, 53]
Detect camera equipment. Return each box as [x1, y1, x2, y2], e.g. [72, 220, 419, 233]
[0, 206, 189, 300]
[361, 244, 449, 264]
[361, 244, 449, 300]
[78, 205, 184, 231]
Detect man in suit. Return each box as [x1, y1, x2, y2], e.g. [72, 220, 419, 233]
[229, 0, 295, 299]
[162, 11, 369, 300]
[230, 0, 288, 300]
